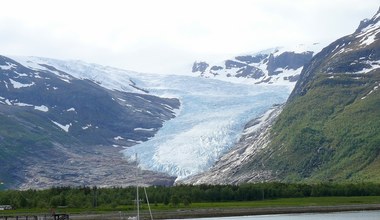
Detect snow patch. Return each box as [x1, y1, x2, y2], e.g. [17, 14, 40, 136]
[127, 139, 143, 144]
[15, 72, 28, 77]
[9, 79, 35, 89]
[359, 28, 380, 47]
[362, 83, 380, 100]
[52, 121, 71, 132]
[60, 78, 71, 83]
[0, 62, 16, 70]
[357, 60, 380, 74]
[82, 124, 92, 130]
[34, 105, 49, 112]
[114, 136, 124, 140]
[134, 127, 155, 132]
[5, 99, 12, 105]
[14, 102, 33, 107]
[358, 21, 380, 37]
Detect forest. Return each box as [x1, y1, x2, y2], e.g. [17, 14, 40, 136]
[1, 182, 380, 209]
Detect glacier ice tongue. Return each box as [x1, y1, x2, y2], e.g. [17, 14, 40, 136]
[122, 76, 290, 180]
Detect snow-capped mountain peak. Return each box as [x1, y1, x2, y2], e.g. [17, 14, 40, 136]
[355, 7, 380, 34]
[11, 56, 151, 94]
[191, 43, 324, 88]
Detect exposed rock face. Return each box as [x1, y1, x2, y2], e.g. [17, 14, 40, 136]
[192, 61, 209, 74]
[191, 44, 321, 85]
[267, 51, 313, 76]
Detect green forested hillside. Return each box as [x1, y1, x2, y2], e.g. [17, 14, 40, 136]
[255, 10, 380, 183]
[264, 71, 380, 182]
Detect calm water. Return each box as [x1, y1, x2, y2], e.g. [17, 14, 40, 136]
[173, 210, 380, 220]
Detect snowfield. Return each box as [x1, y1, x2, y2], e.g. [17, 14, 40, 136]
[11, 56, 292, 180]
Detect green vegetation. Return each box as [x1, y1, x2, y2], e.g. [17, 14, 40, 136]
[0, 113, 54, 187]
[1, 183, 380, 210]
[257, 71, 380, 182]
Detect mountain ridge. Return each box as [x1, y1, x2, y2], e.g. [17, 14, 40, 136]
[191, 43, 324, 87]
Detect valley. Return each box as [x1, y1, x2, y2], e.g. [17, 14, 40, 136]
[0, 6, 379, 190]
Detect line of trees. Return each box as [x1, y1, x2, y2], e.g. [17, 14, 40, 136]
[1, 182, 380, 209]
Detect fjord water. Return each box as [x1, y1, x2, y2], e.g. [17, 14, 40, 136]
[174, 210, 380, 220]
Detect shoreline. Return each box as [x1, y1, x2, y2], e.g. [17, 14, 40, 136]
[68, 204, 380, 219]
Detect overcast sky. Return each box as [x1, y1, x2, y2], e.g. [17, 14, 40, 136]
[0, 0, 379, 74]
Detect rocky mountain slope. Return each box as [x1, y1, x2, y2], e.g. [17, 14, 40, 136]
[184, 7, 380, 184]
[0, 56, 179, 189]
[191, 44, 323, 86]
[1, 55, 293, 189]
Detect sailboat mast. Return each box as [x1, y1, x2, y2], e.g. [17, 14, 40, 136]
[144, 187, 154, 220]
[136, 185, 139, 220]
[136, 153, 140, 220]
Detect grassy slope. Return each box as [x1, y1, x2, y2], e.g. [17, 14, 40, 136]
[263, 71, 380, 182]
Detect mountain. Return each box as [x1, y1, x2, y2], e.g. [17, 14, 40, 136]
[184, 7, 380, 184]
[191, 44, 323, 86]
[0, 56, 179, 189]
[6, 12, 374, 188]
[1, 56, 293, 189]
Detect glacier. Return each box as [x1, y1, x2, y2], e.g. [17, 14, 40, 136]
[121, 76, 291, 179]
[11, 56, 292, 180]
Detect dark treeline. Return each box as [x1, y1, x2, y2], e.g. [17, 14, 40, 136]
[1, 182, 380, 209]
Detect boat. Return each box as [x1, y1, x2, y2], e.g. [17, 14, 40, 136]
[128, 154, 153, 220]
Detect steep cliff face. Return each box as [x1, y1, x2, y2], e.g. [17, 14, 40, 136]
[185, 7, 380, 184]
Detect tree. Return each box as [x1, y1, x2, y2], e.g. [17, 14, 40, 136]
[170, 195, 180, 207]
[182, 196, 191, 207]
